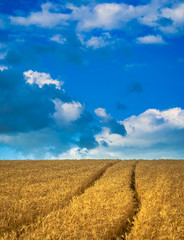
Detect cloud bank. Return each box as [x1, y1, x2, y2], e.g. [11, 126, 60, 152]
[56, 107, 184, 160]
[0, 68, 184, 160]
[7, 0, 184, 49]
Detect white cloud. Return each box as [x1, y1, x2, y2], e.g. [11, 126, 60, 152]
[56, 142, 127, 159]
[68, 1, 184, 40]
[69, 107, 184, 159]
[136, 35, 165, 44]
[69, 1, 169, 31]
[23, 70, 63, 89]
[8, 1, 184, 45]
[50, 34, 67, 44]
[9, 1, 161, 31]
[160, 3, 184, 33]
[122, 108, 184, 135]
[95, 127, 125, 146]
[95, 107, 111, 120]
[58, 147, 88, 159]
[70, 3, 143, 31]
[11, 1, 164, 31]
[52, 99, 84, 125]
[9, 2, 154, 31]
[0, 65, 8, 71]
[10, 2, 69, 28]
[85, 36, 108, 49]
[2, 107, 184, 160]
[57, 145, 123, 159]
[93, 107, 184, 151]
[78, 32, 113, 49]
[162, 3, 184, 24]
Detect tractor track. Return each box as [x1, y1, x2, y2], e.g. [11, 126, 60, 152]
[15, 161, 119, 238]
[116, 161, 140, 240]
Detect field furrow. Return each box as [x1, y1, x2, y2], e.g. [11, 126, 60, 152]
[20, 160, 137, 240]
[127, 160, 184, 240]
[0, 160, 117, 239]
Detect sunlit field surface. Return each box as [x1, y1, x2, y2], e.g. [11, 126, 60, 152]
[0, 160, 183, 239]
[0, 160, 116, 238]
[127, 160, 184, 240]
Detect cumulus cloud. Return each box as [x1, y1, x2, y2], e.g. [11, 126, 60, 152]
[85, 107, 184, 158]
[10, 2, 69, 28]
[161, 3, 184, 25]
[0, 69, 62, 133]
[160, 3, 184, 33]
[1, 104, 184, 159]
[56, 144, 124, 159]
[69, 1, 178, 32]
[136, 35, 165, 44]
[95, 127, 124, 147]
[23, 70, 63, 89]
[0, 65, 8, 71]
[70, 3, 145, 31]
[0, 69, 97, 156]
[78, 32, 113, 49]
[58, 147, 89, 159]
[7, 1, 166, 32]
[95, 107, 111, 120]
[95, 107, 126, 136]
[122, 108, 184, 135]
[7, 0, 184, 48]
[50, 34, 67, 44]
[84, 36, 108, 49]
[46, 142, 184, 160]
[75, 107, 184, 159]
[106, 107, 184, 149]
[52, 99, 84, 126]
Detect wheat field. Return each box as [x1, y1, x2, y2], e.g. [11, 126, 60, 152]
[0, 159, 183, 239]
[127, 160, 184, 240]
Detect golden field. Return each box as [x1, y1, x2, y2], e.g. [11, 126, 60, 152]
[0, 160, 116, 239]
[0, 159, 183, 240]
[127, 160, 184, 240]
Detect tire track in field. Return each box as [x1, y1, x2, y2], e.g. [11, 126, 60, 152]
[16, 161, 119, 238]
[64, 161, 118, 206]
[117, 161, 140, 240]
[130, 161, 139, 214]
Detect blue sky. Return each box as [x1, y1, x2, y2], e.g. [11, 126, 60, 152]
[0, 0, 184, 159]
